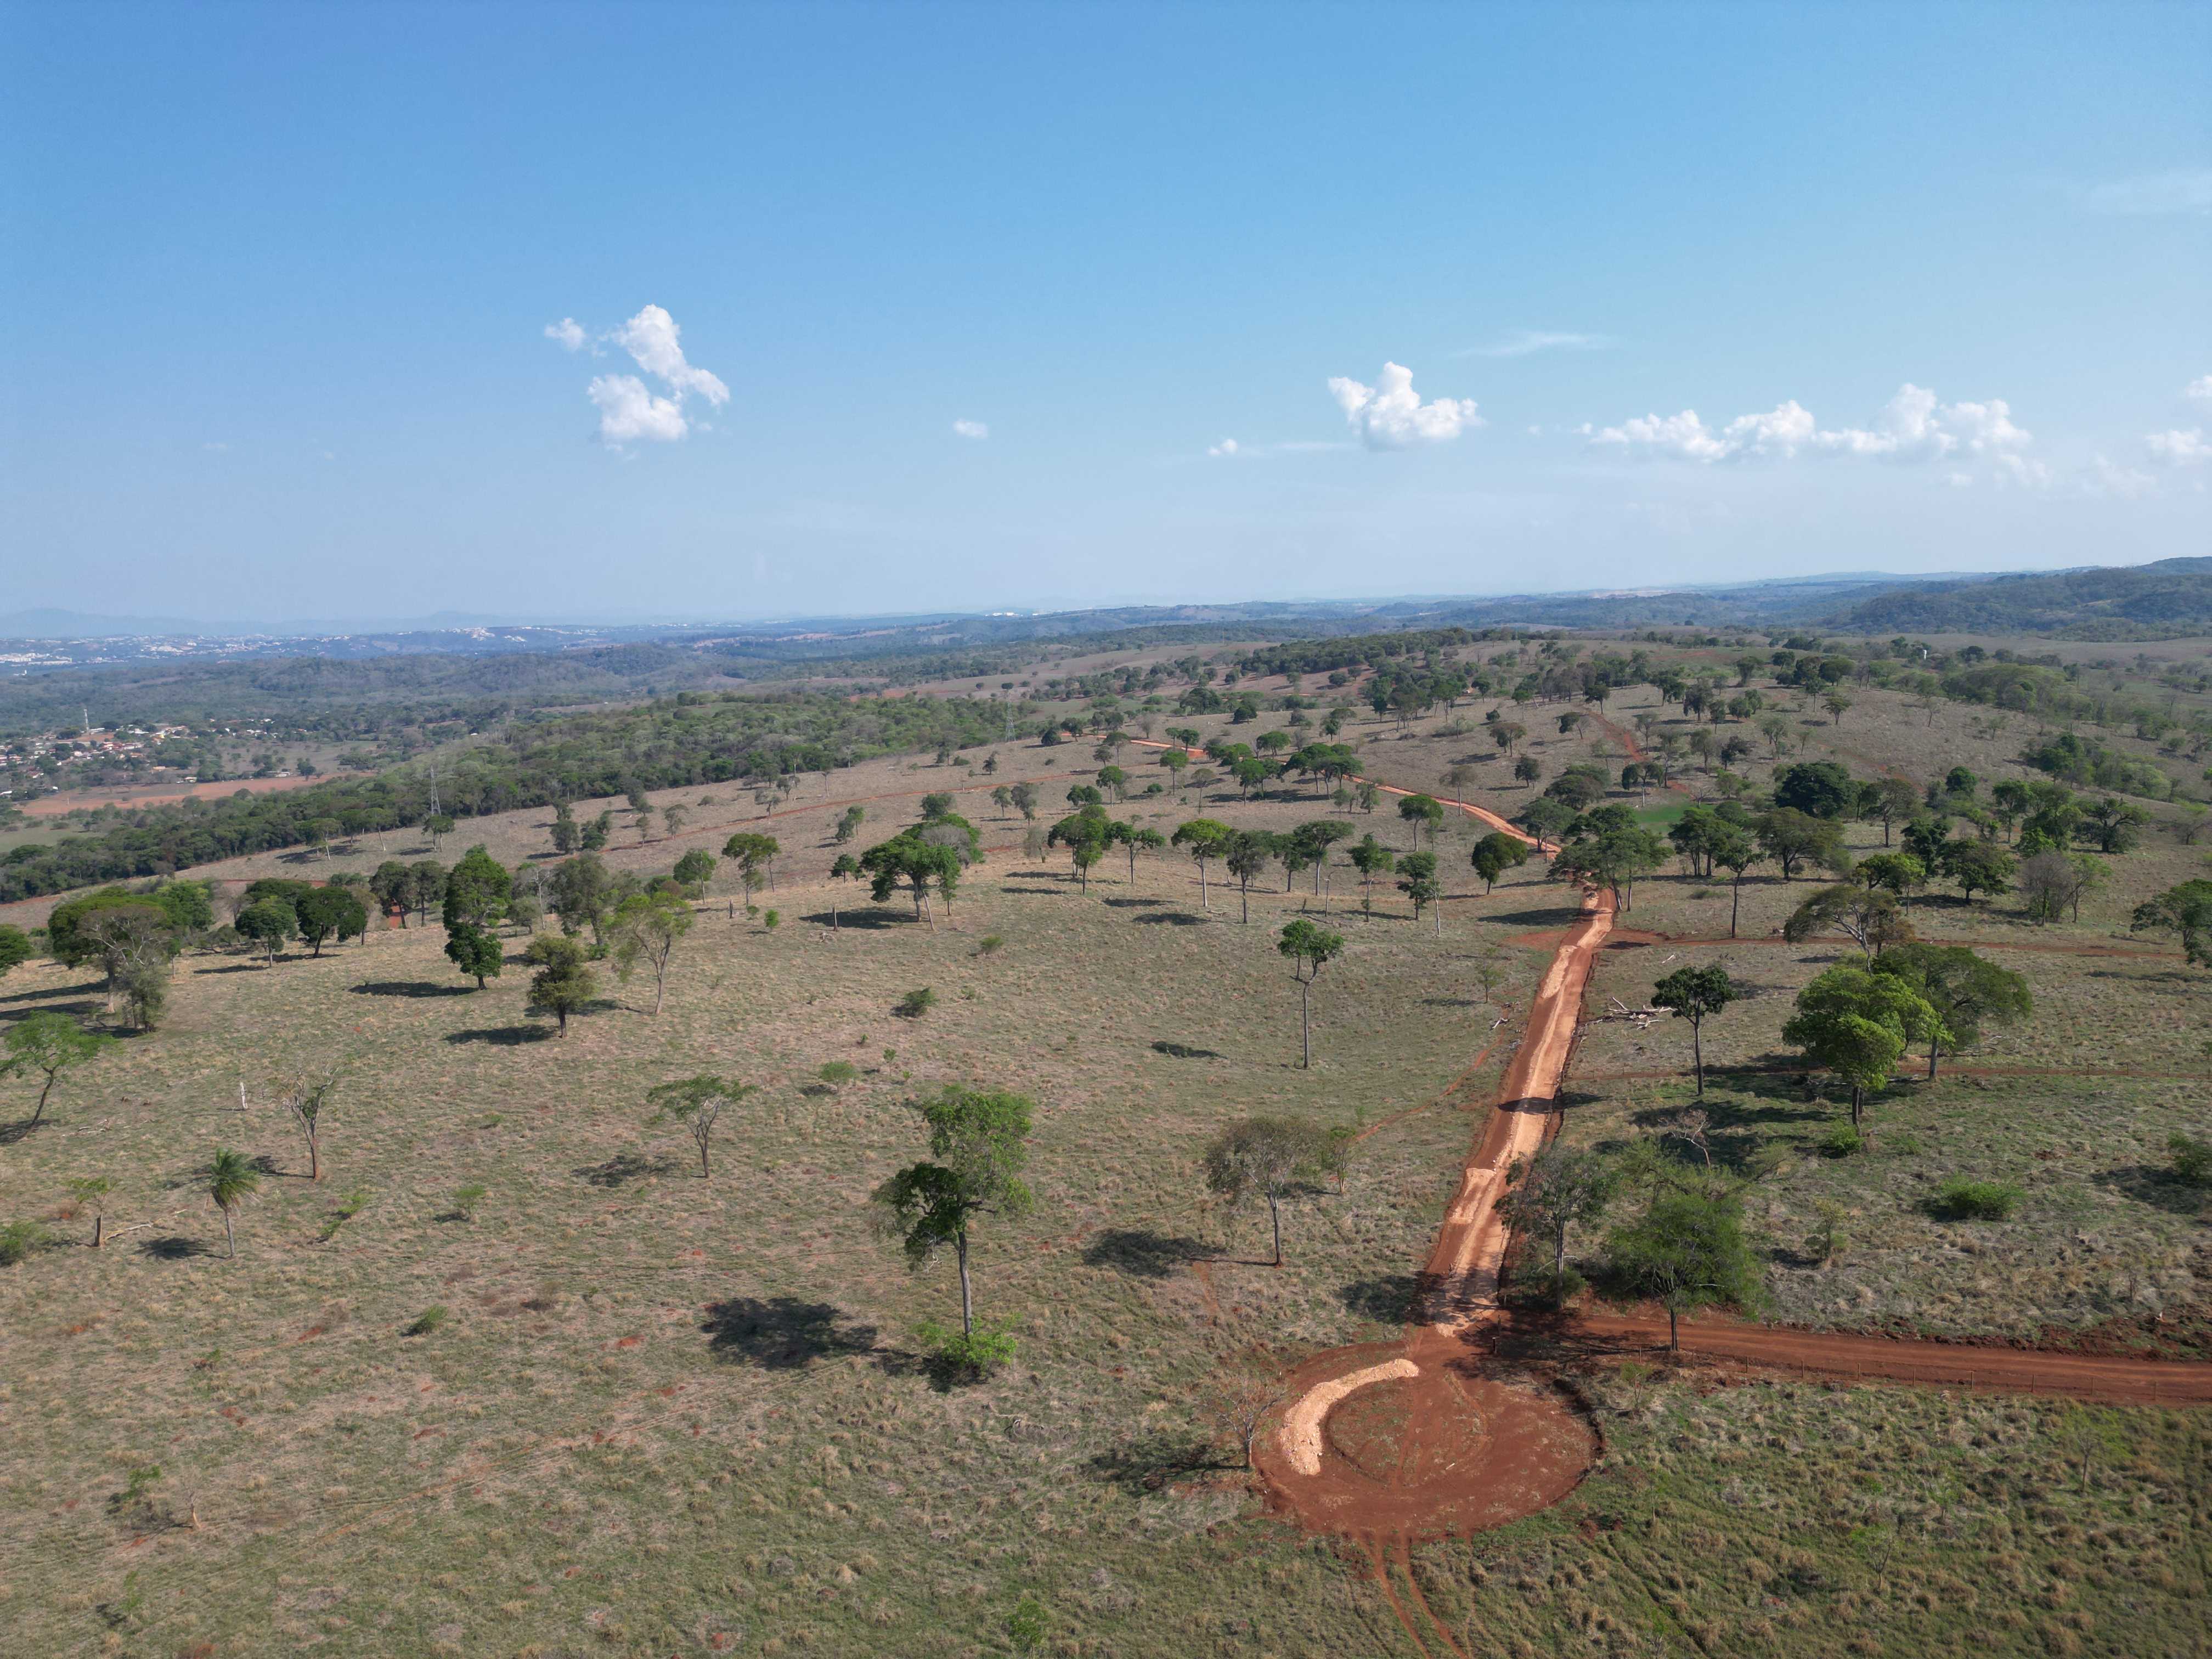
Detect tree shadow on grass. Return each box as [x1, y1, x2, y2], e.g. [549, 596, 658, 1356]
[572, 1151, 685, 1188]
[445, 1025, 555, 1046]
[196, 962, 276, 975]
[351, 981, 473, 998]
[701, 1296, 878, 1369]
[1150, 1040, 1222, 1060]
[799, 907, 911, 930]
[1339, 1273, 1427, 1325]
[1087, 1433, 1233, 1495]
[2092, 1166, 2210, 1217]
[1082, 1228, 1214, 1279]
[1104, 897, 1166, 909]
[1133, 912, 1207, 927]
[1484, 906, 1586, 928]
[0, 980, 103, 1005]
[0, 1000, 102, 1030]
[137, 1234, 215, 1260]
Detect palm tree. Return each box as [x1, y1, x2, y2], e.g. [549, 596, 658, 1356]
[208, 1148, 259, 1258]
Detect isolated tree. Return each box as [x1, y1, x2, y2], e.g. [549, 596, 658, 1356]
[672, 848, 716, 900]
[547, 851, 616, 941]
[523, 935, 598, 1034]
[0, 924, 32, 980]
[1781, 883, 1914, 961]
[370, 860, 414, 926]
[1224, 831, 1276, 923]
[235, 898, 297, 964]
[1171, 819, 1232, 910]
[3, 1012, 112, 1131]
[1277, 918, 1346, 1069]
[1471, 831, 1529, 893]
[1783, 964, 1943, 1124]
[1513, 754, 1542, 787]
[661, 805, 687, 839]
[609, 890, 694, 1013]
[1290, 820, 1352, 898]
[1822, 692, 1853, 726]
[408, 860, 448, 926]
[1200, 1116, 1345, 1267]
[1346, 834, 1395, 915]
[65, 1175, 112, 1248]
[871, 1085, 1036, 1343]
[835, 804, 867, 844]
[1756, 808, 1845, 882]
[647, 1074, 758, 1178]
[208, 1147, 259, 1259]
[1941, 840, 2016, 905]
[2131, 879, 2212, 967]
[826, 852, 861, 929]
[1854, 852, 1925, 896]
[443, 921, 504, 989]
[861, 827, 964, 924]
[1397, 793, 1446, 846]
[278, 1072, 341, 1183]
[1869, 777, 1921, 846]
[1650, 965, 1736, 1096]
[1110, 822, 1166, 885]
[1497, 1143, 1616, 1296]
[722, 833, 781, 907]
[1602, 1187, 1763, 1352]
[1008, 782, 1039, 820]
[1396, 849, 1443, 931]
[1705, 826, 1761, 938]
[2080, 796, 2147, 855]
[1871, 943, 2031, 1079]
[443, 845, 511, 931]
[295, 887, 362, 957]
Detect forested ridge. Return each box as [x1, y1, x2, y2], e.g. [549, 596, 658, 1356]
[0, 690, 1007, 901]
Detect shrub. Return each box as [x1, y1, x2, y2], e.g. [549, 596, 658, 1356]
[404, 1306, 448, 1336]
[974, 935, 1005, 955]
[918, 1317, 1017, 1379]
[1007, 1596, 1047, 1654]
[894, 987, 936, 1019]
[2170, 1133, 2212, 1187]
[0, 1219, 47, 1266]
[1816, 1124, 1865, 1158]
[763, 909, 780, 930]
[1931, 1179, 2023, 1221]
[452, 1182, 488, 1220]
[817, 1061, 859, 1086]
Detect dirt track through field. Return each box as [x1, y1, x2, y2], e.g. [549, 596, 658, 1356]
[1246, 749, 2212, 1548]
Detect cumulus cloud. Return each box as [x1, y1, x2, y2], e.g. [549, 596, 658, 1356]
[2188, 375, 2212, 405]
[1458, 330, 1613, 359]
[2078, 170, 2212, 217]
[1327, 362, 1481, 449]
[610, 305, 729, 405]
[2146, 428, 2211, 467]
[2089, 456, 2158, 498]
[951, 419, 989, 440]
[549, 304, 728, 445]
[588, 375, 689, 445]
[1588, 383, 2038, 480]
[1207, 438, 1242, 458]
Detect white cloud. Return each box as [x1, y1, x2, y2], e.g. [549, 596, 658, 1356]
[588, 374, 690, 445]
[2146, 428, 2211, 467]
[2088, 455, 2157, 498]
[1207, 438, 1241, 458]
[952, 419, 989, 440]
[1590, 383, 2038, 481]
[1457, 330, 1613, 359]
[2078, 170, 2212, 217]
[549, 304, 727, 446]
[2187, 375, 2212, 405]
[610, 305, 729, 405]
[202, 441, 229, 453]
[1327, 362, 1481, 449]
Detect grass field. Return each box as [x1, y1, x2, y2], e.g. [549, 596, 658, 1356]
[3, 651, 2209, 1656]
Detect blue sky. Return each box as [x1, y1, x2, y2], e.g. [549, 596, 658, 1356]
[3, 2, 2207, 623]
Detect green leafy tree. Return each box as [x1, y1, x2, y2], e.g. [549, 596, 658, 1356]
[1707, 825, 1761, 938]
[1396, 793, 1446, 845]
[1781, 883, 1914, 961]
[1290, 820, 1352, 898]
[721, 833, 781, 907]
[1782, 965, 1944, 1124]
[296, 887, 366, 957]
[0, 924, 35, 979]
[1870, 943, 2031, 1079]
[1651, 966, 1736, 1096]
[1109, 822, 1165, 885]
[871, 1086, 1036, 1347]
[444, 922, 504, 989]
[208, 1147, 259, 1258]
[1602, 1187, 1764, 1351]
[548, 852, 616, 940]
[1497, 1143, 1617, 1299]
[647, 1074, 758, 1178]
[235, 898, 297, 964]
[860, 827, 964, 924]
[1756, 808, 1846, 882]
[370, 860, 415, 927]
[523, 935, 598, 1034]
[2080, 796, 2147, 854]
[672, 848, 716, 900]
[827, 853, 861, 929]
[1513, 754, 1542, 787]
[1277, 918, 1346, 1069]
[835, 804, 867, 843]
[408, 860, 448, 926]
[1939, 840, 2016, 905]
[1200, 1116, 1345, 1266]
[1048, 808, 1113, 894]
[1223, 831, 1276, 923]
[609, 890, 695, 1014]
[1346, 834, 1395, 915]
[1008, 782, 1039, 820]
[1396, 850, 1442, 932]
[3, 1012, 112, 1131]
[1470, 832, 1530, 895]
[2131, 879, 2212, 968]
[443, 845, 511, 932]
[278, 1072, 341, 1182]
[1870, 777, 1921, 845]
[1171, 819, 1232, 910]
[1853, 852, 1925, 896]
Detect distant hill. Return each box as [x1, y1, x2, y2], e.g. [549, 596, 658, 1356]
[1833, 557, 2212, 639]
